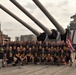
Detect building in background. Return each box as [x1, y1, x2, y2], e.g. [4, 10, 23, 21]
[0, 23, 11, 45]
[20, 34, 37, 41]
[15, 36, 20, 41]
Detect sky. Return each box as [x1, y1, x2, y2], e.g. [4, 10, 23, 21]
[0, 0, 76, 41]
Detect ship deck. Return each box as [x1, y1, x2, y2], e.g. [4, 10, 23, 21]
[0, 64, 76, 75]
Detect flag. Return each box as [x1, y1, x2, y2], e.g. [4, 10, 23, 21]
[66, 38, 75, 52]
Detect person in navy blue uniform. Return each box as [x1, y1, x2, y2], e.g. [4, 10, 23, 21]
[6, 46, 14, 66]
[65, 47, 72, 65]
[13, 47, 21, 66]
[20, 47, 28, 65]
[53, 47, 60, 65]
[27, 47, 34, 63]
[59, 48, 66, 64]
[33, 46, 40, 64]
[40, 47, 46, 64]
[46, 48, 53, 65]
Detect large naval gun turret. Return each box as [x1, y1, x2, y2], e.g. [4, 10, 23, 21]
[0, 0, 70, 42]
[33, 0, 65, 35]
[10, 0, 68, 42]
[0, 4, 57, 42]
[0, 5, 40, 39]
[0, 4, 53, 41]
[33, 0, 69, 42]
[10, 0, 59, 41]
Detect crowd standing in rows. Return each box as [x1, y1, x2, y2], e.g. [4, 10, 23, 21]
[0, 40, 73, 67]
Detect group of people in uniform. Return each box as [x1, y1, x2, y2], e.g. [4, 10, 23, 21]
[0, 40, 73, 67]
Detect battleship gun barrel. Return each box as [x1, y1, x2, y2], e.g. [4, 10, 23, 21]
[33, 0, 66, 35]
[10, 0, 52, 35]
[0, 4, 40, 36]
[0, 4, 48, 41]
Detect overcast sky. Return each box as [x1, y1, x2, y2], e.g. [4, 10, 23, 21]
[0, 0, 76, 41]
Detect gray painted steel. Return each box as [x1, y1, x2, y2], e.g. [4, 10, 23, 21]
[0, 4, 40, 36]
[33, 0, 66, 35]
[10, 0, 52, 35]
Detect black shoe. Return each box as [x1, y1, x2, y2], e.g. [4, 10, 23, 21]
[70, 63, 72, 66]
[34, 62, 37, 65]
[2, 65, 5, 67]
[46, 63, 48, 65]
[57, 63, 60, 66]
[21, 63, 23, 66]
[12, 63, 16, 66]
[26, 62, 28, 65]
